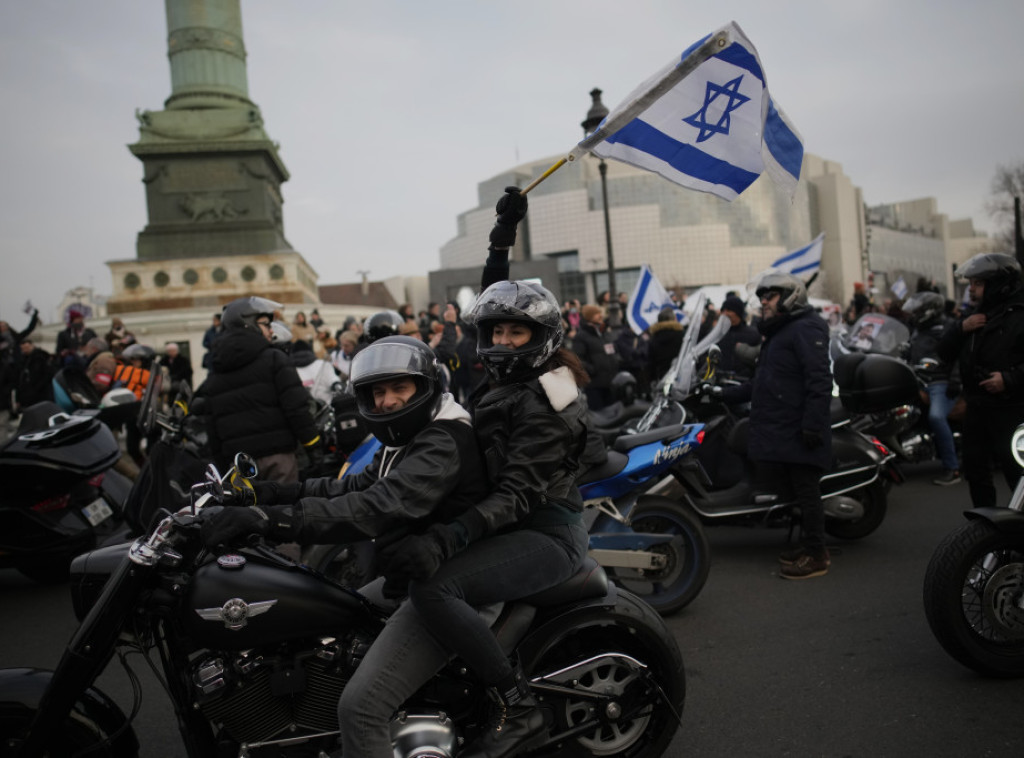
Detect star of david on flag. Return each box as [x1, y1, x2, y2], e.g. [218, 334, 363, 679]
[626, 264, 683, 335]
[568, 21, 804, 202]
[770, 232, 824, 277]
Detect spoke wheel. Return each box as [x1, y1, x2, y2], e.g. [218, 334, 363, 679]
[560, 658, 652, 755]
[924, 518, 1024, 677]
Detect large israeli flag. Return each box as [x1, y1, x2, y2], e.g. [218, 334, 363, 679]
[627, 264, 683, 334]
[770, 232, 824, 276]
[569, 22, 803, 201]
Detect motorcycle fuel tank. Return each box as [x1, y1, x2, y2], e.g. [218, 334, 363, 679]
[184, 554, 371, 650]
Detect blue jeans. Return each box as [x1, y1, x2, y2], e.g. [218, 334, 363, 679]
[925, 382, 959, 472]
[411, 523, 589, 683]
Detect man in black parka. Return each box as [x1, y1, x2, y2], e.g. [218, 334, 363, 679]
[196, 297, 320, 482]
[938, 253, 1024, 508]
[748, 272, 833, 579]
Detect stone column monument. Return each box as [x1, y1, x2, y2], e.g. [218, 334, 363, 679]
[107, 0, 319, 314]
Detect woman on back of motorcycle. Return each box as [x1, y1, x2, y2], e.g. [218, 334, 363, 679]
[378, 187, 592, 758]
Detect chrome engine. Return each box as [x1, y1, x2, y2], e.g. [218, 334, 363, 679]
[190, 637, 359, 749]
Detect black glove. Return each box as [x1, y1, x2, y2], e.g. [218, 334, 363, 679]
[488, 187, 528, 250]
[801, 430, 823, 449]
[380, 523, 462, 582]
[201, 505, 295, 551]
[201, 506, 269, 551]
[252, 480, 303, 505]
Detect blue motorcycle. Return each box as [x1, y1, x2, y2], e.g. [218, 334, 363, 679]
[578, 421, 710, 615]
[309, 420, 711, 616]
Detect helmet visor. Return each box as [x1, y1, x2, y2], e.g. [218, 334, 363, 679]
[350, 341, 436, 386]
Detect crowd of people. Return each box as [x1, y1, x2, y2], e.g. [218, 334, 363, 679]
[3, 173, 1023, 753]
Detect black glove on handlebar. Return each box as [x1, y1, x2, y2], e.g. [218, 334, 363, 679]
[200, 505, 296, 552]
[253, 481, 303, 505]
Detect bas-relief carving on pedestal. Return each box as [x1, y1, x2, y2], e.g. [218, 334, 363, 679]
[178, 192, 249, 223]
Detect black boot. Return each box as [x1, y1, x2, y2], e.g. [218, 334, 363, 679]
[461, 662, 547, 758]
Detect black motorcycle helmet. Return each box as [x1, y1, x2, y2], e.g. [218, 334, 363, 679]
[752, 271, 808, 315]
[363, 310, 406, 343]
[957, 253, 1022, 309]
[901, 291, 945, 326]
[350, 336, 443, 446]
[465, 280, 563, 383]
[221, 296, 281, 332]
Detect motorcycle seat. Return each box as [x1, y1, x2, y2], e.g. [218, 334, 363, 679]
[491, 557, 610, 655]
[612, 423, 689, 452]
[577, 450, 628, 485]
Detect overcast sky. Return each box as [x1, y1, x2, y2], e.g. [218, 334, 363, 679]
[2, 0, 1022, 324]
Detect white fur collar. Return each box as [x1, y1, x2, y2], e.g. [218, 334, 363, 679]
[538, 366, 578, 412]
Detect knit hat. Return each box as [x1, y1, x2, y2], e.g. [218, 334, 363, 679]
[581, 305, 603, 322]
[721, 296, 747, 319]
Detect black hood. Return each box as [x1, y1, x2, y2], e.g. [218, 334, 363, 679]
[209, 328, 269, 372]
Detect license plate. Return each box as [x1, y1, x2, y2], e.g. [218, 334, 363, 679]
[82, 498, 114, 527]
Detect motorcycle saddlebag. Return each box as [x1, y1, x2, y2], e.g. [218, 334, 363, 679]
[834, 353, 918, 414]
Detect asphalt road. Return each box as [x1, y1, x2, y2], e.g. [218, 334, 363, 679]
[1, 461, 1021, 757]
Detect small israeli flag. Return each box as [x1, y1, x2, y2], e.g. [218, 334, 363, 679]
[770, 232, 824, 277]
[891, 276, 908, 300]
[627, 264, 683, 334]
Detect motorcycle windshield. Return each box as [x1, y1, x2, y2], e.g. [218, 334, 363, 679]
[841, 314, 910, 357]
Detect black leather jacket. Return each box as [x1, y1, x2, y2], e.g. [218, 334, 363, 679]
[939, 290, 1024, 408]
[290, 418, 488, 544]
[462, 372, 588, 539]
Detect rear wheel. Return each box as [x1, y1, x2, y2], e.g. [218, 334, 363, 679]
[522, 589, 685, 757]
[603, 497, 710, 616]
[923, 519, 1024, 677]
[823, 481, 887, 540]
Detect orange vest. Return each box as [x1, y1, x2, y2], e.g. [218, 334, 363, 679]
[114, 364, 151, 400]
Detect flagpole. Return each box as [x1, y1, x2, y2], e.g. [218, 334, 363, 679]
[519, 29, 728, 198]
[519, 157, 567, 196]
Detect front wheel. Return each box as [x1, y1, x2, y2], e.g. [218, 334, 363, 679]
[824, 481, 887, 540]
[923, 519, 1024, 677]
[603, 497, 710, 616]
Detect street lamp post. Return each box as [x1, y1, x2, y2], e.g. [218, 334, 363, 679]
[581, 88, 618, 322]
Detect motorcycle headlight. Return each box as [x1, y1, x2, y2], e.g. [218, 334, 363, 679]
[1012, 425, 1024, 469]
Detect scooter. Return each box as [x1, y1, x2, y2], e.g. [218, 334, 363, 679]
[0, 454, 686, 757]
[0, 400, 132, 583]
[633, 294, 899, 541]
[832, 312, 961, 466]
[923, 421, 1024, 677]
